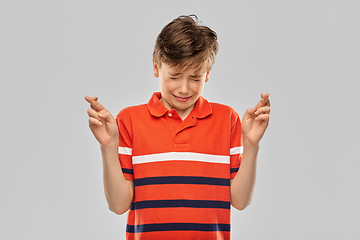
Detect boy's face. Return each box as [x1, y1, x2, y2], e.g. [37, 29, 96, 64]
[153, 59, 210, 118]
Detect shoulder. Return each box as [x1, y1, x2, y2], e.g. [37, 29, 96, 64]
[208, 102, 241, 127]
[209, 102, 240, 117]
[116, 103, 148, 122]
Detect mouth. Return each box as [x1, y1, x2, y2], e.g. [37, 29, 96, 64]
[173, 94, 192, 102]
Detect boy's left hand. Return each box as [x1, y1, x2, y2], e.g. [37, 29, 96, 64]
[241, 93, 271, 146]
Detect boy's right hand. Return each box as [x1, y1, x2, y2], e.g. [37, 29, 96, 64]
[85, 96, 119, 148]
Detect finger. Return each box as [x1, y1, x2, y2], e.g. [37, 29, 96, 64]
[87, 108, 101, 120]
[98, 111, 114, 124]
[89, 116, 103, 127]
[85, 96, 98, 103]
[255, 93, 270, 109]
[243, 107, 257, 120]
[255, 106, 271, 115]
[85, 96, 105, 111]
[86, 96, 98, 101]
[264, 94, 271, 107]
[90, 97, 98, 110]
[260, 93, 269, 105]
[255, 114, 270, 122]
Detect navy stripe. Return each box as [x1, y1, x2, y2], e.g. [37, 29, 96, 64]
[134, 176, 230, 187]
[230, 167, 239, 173]
[127, 223, 230, 233]
[130, 199, 230, 210]
[122, 168, 133, 175]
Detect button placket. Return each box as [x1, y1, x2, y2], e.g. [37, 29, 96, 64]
[166, 111, 181, 136]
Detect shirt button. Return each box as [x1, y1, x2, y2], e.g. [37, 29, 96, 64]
[168, 112, 173, 117]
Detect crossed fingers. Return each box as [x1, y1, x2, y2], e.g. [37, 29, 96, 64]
[254, 93, 271, 122]
[85, 96, 105, 111]
[85, 96, 107, 126]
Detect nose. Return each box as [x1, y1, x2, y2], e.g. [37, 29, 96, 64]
[178, 79, 189, 95]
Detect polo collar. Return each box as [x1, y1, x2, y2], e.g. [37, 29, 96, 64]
[147, 92, 212, 119]
[147, 92, 168, 117]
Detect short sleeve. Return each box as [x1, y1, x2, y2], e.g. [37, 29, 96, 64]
[230, 111, 243, 179]
[116, 110, 134, 182]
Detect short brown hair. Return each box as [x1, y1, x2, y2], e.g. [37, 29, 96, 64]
[153, 15, 219, 72]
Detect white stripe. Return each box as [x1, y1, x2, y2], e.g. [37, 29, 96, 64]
[118, 147, 132, 155]
[132, 152, 230, 165]
[230, 146, 243, 155]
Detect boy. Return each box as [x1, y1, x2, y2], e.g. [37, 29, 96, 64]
[85, 15, 270, 240]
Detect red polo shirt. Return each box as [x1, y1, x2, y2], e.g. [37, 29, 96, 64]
[116, 92, 243, 240]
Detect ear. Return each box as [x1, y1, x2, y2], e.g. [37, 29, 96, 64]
[153, 58, 159, 78]
[205, 71, 210, 82]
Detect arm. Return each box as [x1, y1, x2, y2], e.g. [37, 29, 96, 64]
[85, 96, 134, 215]
[230, 93, 271, 210]
[101, 144, 134, 215]
[230, 143, 259, 210]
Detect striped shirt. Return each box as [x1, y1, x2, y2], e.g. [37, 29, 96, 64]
[116, 92, 243, 240]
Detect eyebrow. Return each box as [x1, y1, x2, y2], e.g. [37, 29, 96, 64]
[168, 72, 181, 76]
[190, 74, 203, 78]
[168, 72, 203, 78]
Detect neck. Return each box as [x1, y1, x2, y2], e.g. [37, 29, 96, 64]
[160, 97, 194, 120]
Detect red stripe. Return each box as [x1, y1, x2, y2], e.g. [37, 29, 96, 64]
[134, 184, 230, 202]
[126, 230, 230, 240]
[127, 208, 230, 225]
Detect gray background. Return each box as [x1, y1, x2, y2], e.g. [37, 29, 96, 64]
[1, 0, 359, 239]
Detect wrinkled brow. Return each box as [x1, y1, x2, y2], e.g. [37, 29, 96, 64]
[168, 72, 204, 78]
[168, 72, 181, 76]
